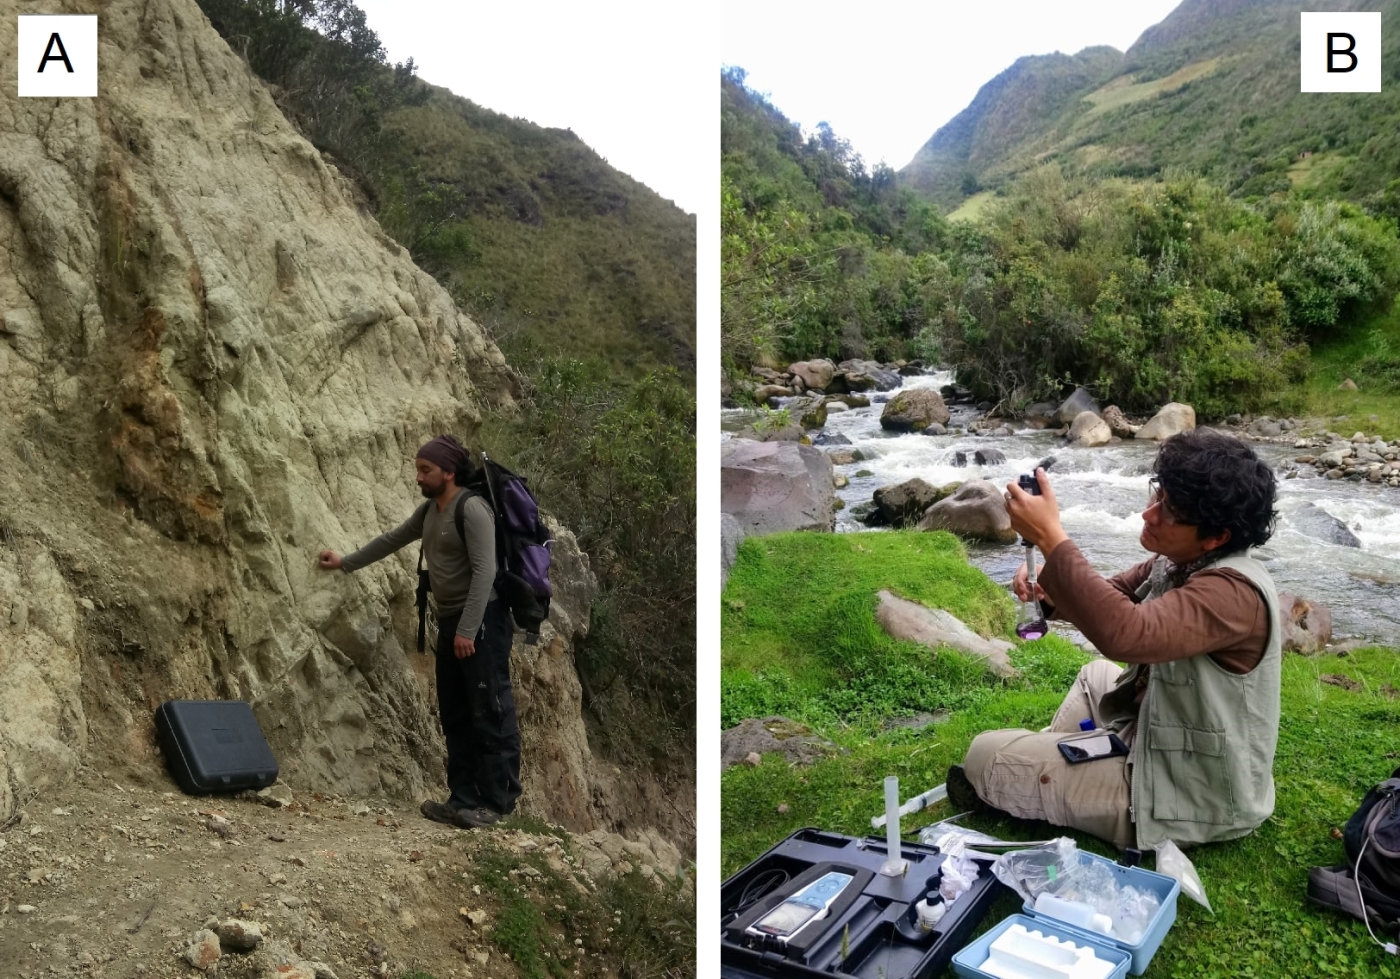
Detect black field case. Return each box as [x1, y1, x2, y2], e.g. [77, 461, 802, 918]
[721, 828, 1006, 979]
[155, 700, 279, 794]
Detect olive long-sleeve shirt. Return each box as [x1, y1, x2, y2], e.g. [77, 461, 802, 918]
[1039, 541, 1269, 675]
[341, 490, 497, 638]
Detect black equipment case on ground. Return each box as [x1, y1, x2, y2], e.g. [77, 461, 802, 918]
[721, 828, 1007, 979]
[155, 700, 279, 795]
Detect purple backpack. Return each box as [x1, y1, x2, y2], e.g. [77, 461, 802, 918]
[454, 454, 554, 643]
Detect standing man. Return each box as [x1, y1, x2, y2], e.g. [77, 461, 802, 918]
[318, 435, 521, 829]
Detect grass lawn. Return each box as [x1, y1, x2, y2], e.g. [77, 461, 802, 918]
[721, 531, 1400, 978]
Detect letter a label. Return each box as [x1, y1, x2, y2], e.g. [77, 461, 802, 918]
[1300, 12, 1381, 92]
[17, 15, 98, 97]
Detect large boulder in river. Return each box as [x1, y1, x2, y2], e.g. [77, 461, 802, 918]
[1287, 502, 1362, 548]
[753, 384, 794, 404]
[788, 359, 836, 392]
[786, 395, 828, 430]
[875, 591, 1017, 678]
[1277, 593, 1334, 654]
[1101, 406, 1139, 439]
[1136, 403, 1196, 441]
[721, 441, 836, 535]
[839, 359, 902, 392]
[872, 478, 948, 528]
[1056, 387, 1101, 425]
[917, 480, 1017, 542]
[1067, 411, 1112, 447]
[880, 389, 951, 432]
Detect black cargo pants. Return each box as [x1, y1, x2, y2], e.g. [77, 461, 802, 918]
[435, 599, 522, 815]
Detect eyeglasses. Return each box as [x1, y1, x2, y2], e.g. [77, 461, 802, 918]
[1146, 481, 1192, 527]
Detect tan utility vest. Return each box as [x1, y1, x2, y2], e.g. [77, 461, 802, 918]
[1103, 551, 1282, 848]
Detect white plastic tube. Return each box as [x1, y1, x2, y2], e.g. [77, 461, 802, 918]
[879, 775, 908, 876]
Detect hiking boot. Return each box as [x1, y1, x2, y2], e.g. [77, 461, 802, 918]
[454, 806, 503, 829]
[420, 799, 466, 827]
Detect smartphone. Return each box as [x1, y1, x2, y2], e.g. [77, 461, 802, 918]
[1058, 732, 1128, 764]
[749, 871, 854, 940]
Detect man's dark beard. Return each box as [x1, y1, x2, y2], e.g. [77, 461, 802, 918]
[420, 483, 442, 498]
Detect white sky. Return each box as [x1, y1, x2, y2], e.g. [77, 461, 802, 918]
[721, 0, 1185, 172]
[351, 0, 710, 215]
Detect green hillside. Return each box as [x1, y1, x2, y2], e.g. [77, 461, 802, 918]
[903, 0, 1400, 213]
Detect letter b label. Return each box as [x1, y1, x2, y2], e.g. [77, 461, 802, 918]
[1301, 12, 1381, 92]
[17, 15, 98, 97]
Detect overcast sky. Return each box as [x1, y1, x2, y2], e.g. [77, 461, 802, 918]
[351, 0, 709, 215]
[721, 0, 1185, 172]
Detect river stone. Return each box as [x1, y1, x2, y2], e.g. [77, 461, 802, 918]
[880, 389, 951, 432]
[721, 441, 836, 535]
[918, 480, 1016, 543]
[1055, 387, 1100, 425]
[788, 359, 836, 391]
[873, 479, 946, 528]
[721, 514, 745, 590]
[1136, 403, 1197, 440]
[215, 919, 263, 952]
[786, 395, 828, 430]
[826, 393, 870, 408]
[1287, 502, 1361, 547]
[827, 448, 863, 466]
[753, 384, 794, 404]
[1339, 378, 1359, 391]
[1277, 593, 1334, 654]
[1249, 417, 1283, 438]
[839, 359, 902, 391]
[825, 401, 849, 414]
[1101, 406, 1139, 439]
[922, 422, 948, 437]
[974, 449, 1007, 466]
[1066, 411, 1112, 447]
[874, 591, 1017, 678]
[185, 931, 222, 970]
[720, 717, 837, 770]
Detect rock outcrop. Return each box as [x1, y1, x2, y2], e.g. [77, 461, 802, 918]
[0, 0, 642, 844]
[721, 440, 836, 535]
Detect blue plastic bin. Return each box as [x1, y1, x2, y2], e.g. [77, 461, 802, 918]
[1020, 851, 1180, 975]
[952, 914, 1131, 979]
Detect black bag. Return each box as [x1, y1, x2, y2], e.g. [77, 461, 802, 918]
[155, 700, 279, 795]
[1307, 767, 1400, 937]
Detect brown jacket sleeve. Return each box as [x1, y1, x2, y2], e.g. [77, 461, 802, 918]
[1039, 541, 1268, 671]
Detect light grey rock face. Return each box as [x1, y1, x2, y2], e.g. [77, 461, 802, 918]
[1067, 411, 1112, 447]
[1056, 387, 1101, 425]
[720, 513, 745, 590]
[0, 0, 613, 837]
[721, 441, 836, 535]
[874, 591, 1017, 678]
[1136, 403, 1197, 440]
[918, 480, 1017, 543]
[880, 389, 951, 432]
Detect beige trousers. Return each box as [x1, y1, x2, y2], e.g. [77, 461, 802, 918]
[962, 659, 1136, 849]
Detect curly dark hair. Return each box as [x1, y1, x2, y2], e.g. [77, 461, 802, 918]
[1153, 428, 1277, 554]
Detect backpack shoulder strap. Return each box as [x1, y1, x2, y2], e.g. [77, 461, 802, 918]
[452, 488, 487, 546]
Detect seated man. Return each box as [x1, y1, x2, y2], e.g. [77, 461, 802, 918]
[949, 428, 1280, 850]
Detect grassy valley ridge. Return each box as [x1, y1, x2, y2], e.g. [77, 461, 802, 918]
[722, 0, 1400, 420]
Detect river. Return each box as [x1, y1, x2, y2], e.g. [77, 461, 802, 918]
[723, 370, 1400, 647]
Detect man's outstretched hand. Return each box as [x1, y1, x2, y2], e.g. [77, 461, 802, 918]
[317, 550, 343, 571]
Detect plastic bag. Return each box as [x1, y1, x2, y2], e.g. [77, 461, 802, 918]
[991, 838, 1080, 903]
[940, 853, 980, 906]
[1154, 839, 1212, 911]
